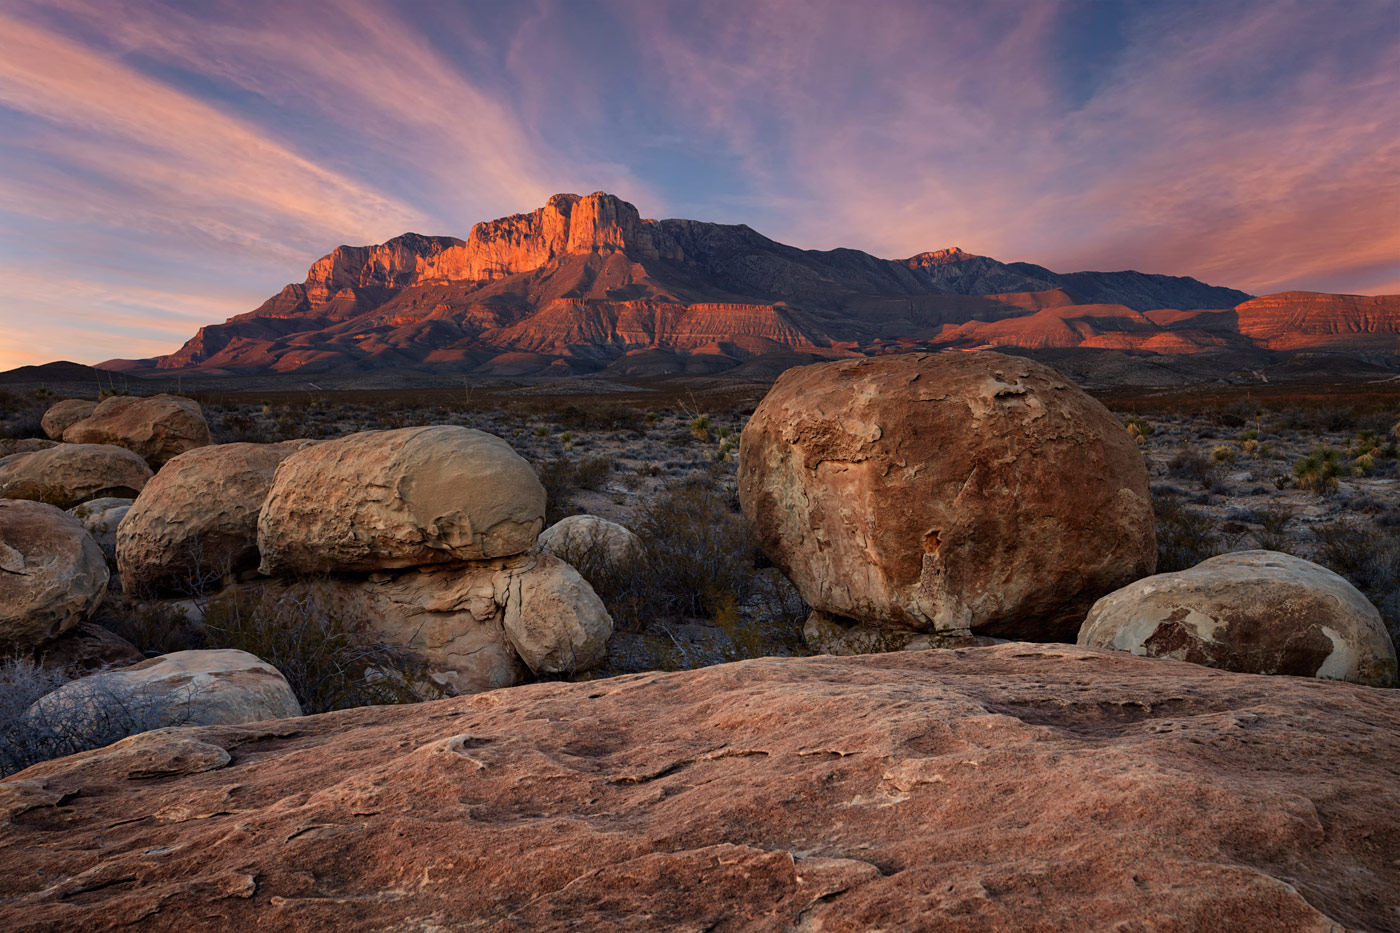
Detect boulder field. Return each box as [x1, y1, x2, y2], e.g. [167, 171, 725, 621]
[62, 394, 211, 467]
[1, 645, 1395, 932]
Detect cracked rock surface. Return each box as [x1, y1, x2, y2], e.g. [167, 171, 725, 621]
[2, 643, 1396, 932]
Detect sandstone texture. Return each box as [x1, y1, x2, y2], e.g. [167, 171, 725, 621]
[63, 394, 211, 467]
[0, 443, 152, 509]
[268, 549, 612, 693]
[68, 496, 134, 564]
[257, 426, 545, 574]
[0, 438, 58, 457]
[1, 645, 1396, 932]
[739, 352, 1155, 639]
[0, 499, 109, 648]
[27, 649, 302, 734]
[116, 441, 316, 594]
[1079, 550, 1398, 687]
[537, 514, 639, 568]
[39, 398, 97, 439]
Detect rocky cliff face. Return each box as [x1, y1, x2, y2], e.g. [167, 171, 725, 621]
[113, 192, 1398, 378]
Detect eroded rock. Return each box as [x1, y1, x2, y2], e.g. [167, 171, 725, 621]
[538, 514, 640, 569]
[63, 394, 211, 467]
[0, 443, 152, 509]
[40, 399, 97, 439]
[116, 441, 316, 594]
[738, 352, 1155, 639]
[1078, 550, 1398, 687]
[68, 497, 133, 564]
[257, 426, 545, 574]
[0, 499, 108, 648]
[0, 645, 1394, 931]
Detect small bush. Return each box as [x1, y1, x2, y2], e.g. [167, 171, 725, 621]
[1210, 445, 1235, 464]
[201, 585, 439, 714]
[1168, 447, 1215, 489]
[0, 656, 200, 777]
[1154, 494, 1224, 572]
[1253, 501, 1295, 552]
[1294, 446, 1344, 495]
[536, 456, 615, 524]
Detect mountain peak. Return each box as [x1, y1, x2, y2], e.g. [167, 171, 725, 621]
[904, 246, 979, 266]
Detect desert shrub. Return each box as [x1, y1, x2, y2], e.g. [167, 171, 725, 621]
[1168, 447, 1215, 489]
[689, 414, 711, 441]
[201, 585, 438, 714]
[1293, 446, 1344, 495]
[1154, 493, 1224, 572]
[0, 655, 200, 777]
[1310, 518, 1400, 649]
[1252, 501, 1295, 552]
[98, 597, 204, 656]
[536, 456, 615, 524]
[1123, 416, 1153, 443]
[0, 390, 48, 440]
[1210, 444, 1235, 463]
[554, 477, 760, 631]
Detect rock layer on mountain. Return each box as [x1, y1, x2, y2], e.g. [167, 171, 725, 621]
[1, 645, 1396, 931]
[116, 192, 1400, 379]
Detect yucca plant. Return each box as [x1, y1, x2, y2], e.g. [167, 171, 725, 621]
[1294, 446, 1344, 495]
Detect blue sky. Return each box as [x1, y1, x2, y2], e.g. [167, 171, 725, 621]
[0, 0, 1397, 368]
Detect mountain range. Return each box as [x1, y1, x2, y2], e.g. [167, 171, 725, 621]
[101, 192, 1400, 380]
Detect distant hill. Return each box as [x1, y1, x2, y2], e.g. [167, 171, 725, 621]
[94, 192, 1396, 379]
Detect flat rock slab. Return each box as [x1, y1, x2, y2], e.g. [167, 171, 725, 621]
[1, 644, 1396, 932]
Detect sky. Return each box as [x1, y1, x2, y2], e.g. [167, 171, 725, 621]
[0, 0, 1397, 370]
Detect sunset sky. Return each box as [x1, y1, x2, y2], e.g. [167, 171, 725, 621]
[0, 0, 1397, 370]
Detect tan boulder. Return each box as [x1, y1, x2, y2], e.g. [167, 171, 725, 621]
[67, 497, 133, 564]
[538, 514, 640, 567]
[258, 426, 545, 574]
[0, 443, 151, 509]
[738, 352, 1154, 640]
[1078, 550, 1398, 687]
[26, 649, 303, 734]
[501, 551, 614, 674]
[40, 399, 97, 439]
[63, 394, 211, 467]
[2, 645, 1396, 931]
[116, 441, 316, 595]
[0, 499, 109, 648]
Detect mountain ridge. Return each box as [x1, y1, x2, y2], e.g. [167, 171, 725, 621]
[101, 192, 1399, 379]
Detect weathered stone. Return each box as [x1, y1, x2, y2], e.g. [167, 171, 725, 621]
[0, 438, 57, 458]
[67, 497, 133, 564]
[802, 609, 1004, 655]
[738, 352, 1155, 640]
[116, 441, 316, 595]
[40, 399, 97, 439]
[27, 649, 302, 732]
[0, 499, 108, 648]
[0, 443, 151, 509]
[258, 426, 545, 574]
[1, 645, 1395, 931]
[501, 551, 614, 674]
[538, 514, 640, 569]
[1078, 549, 1398, 687]
[63, 394, 211, 467]
[30, 620, 144, 679]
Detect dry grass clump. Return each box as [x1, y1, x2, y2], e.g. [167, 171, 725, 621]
[1153, 493, 1225, 573]
[536, 455, 616, 524]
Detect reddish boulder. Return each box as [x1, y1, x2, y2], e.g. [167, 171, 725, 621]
[739, 352, 1154, 639]
[0, 443, 152, 509]
[39, 399, 97, 439]
[0, 499, 109, 648]
[63, 394, 211, 467]
[0, 644, 1395, 931]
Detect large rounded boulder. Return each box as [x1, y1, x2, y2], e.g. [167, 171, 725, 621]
[116, 441, 316, 595]
[738, 352, 1154, 639]
[258, 426, 546, 574]
[0, 443, 152, 509]
[40, 399, 97, 440]
[1078, 550, 1398, 687]
[0, 499, 109, 648]
[538, 514, 640, 568]
[63, 394, 211, 467]
[26, 649, 303, 733]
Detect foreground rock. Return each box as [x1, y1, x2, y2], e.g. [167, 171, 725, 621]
[739, 352, 1155, 640]
[26, 649, 302, 732]
[62, 394, 211, 467]
[264, 549, 612, 693]
[1079, 550, 1399, 687]
[0, 500, 108, 648]
[67, 497, 134, 564]
[2, 645, 1395, 931]
[538, 514, 640, 568]
[0, 443, 152, 509]
[258, 426, 546, 574]
[0, 438, 57, 458]
[40, 399, 97, 439]
[116, 441, 316, 594]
